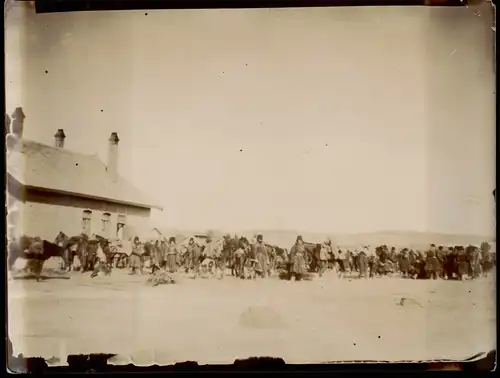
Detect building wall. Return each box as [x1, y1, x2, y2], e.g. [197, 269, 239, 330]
[14, 188, 152, 240]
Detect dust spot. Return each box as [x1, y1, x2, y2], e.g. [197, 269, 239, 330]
[353, 342, 356, 346]
[44, 70, 48, 74]
[397, 297, 423, 308]
[240, 149, 243, 152]
[75, 163, 78, 166]
[239, 306, 288, 329]
[100, 109, 103, 112]
[144, 13, 148, 16]
[378, 335, 381, 339]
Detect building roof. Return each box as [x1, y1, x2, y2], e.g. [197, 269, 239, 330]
[7, 136, 163, 210]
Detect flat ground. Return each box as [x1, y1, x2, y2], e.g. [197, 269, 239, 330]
[7, 267, 496, 366]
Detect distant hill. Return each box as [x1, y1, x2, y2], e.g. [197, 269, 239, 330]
[148, 227, 494, 249]
[242, 230, 494, 249]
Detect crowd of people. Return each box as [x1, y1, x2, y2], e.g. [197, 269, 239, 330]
[7, 230, 496, 283]
[97, 233, 496, 282]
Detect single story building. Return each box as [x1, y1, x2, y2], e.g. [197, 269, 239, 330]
[6, 108, 163, 241]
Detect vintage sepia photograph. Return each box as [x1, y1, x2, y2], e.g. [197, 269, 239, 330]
[5, 1, 496, 368]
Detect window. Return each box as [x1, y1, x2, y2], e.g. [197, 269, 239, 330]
[116, 214, 126, 240]
[82, 210, 92, 236]
[101, 212, 111, 238]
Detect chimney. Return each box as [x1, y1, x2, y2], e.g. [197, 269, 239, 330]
[107, 132, 120, 182]
[11, 107, 25, 139]
[54, 129, 66, 148]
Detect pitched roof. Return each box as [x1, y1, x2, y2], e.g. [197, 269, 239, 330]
[6, 136, 163, 210]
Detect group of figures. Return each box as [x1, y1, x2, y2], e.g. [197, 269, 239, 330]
[335, 243, 496, 281]
[6, 230, 496, 282]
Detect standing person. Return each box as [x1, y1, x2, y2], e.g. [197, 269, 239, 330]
[159, 240, 168, 269]
[351, 248, 360, 274]
[426, 244, 438, 280]
[357, 245, 369, 278]
[436, 246, 446, 279]
[399, 248, 410, 278]
[186, 237, 202, 278]
[233, 239, 246, 279]
[365, 245, 376, 278]
[289, 236, 307, 281]
[318, 239, 331, 278]
[328, 245, 338, 277]
[166, 237, 179, 273]
[253, 234, 269, 278]
[152, 240, 164, 273]
[202, 237, 216, 275]
[129, 236, 143, 275]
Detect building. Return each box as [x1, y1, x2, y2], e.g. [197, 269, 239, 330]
[6, 108, 163, 241]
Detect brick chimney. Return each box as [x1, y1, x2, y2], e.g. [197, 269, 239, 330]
[107, 132, 120, 182]
[54, 129, 66, 148]
[11, 107, 25, 138]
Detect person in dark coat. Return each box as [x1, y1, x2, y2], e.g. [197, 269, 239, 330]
[253, 234, 269, 278]
[166, 237, 179, 273]
[186, 237, 201, 278]
[399, 248, 410, 278]
[129, 236, 143, 275]
[425, 244, 438, 279]
[318, 240, 331, 277]
[289, 236, 307, 281]
[152, 240, 164, 272]
[234, 239, 247, 279]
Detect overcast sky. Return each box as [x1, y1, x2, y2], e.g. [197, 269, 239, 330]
[5, 4, 495, 235]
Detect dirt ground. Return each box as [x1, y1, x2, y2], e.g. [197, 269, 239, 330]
[7, 267, 496, 366]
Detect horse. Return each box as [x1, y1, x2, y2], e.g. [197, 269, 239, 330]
[303, 242, 321, 273]
[90, 236, 113, 278]
[54, 231, 87, 271]
[93, 235, 115, 265]
[54, 231, 71, 269]
[66, 234, 94, 272]
[68, 234, 98, 272]
[7, 235, 39, 271]
[8, 237, 66, 280]
[221, 236, 239, 276]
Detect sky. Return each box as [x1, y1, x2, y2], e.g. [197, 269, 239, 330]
[5, 4, 496, 236]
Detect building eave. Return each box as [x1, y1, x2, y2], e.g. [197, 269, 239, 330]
[7, 173, 163, 211]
